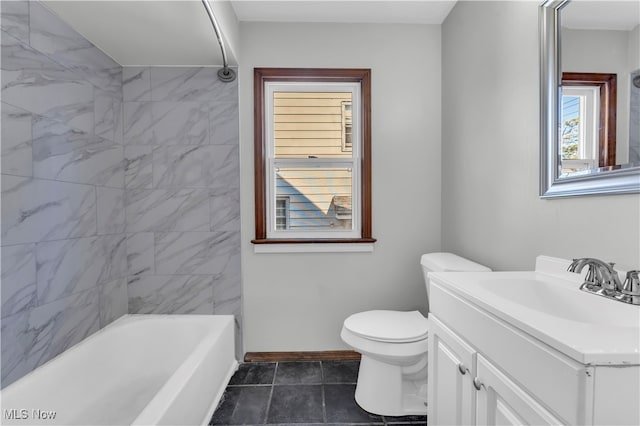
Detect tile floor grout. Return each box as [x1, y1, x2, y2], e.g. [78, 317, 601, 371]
[210, 360, 427, 425]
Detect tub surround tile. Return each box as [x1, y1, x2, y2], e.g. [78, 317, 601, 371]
[1, 286, 102, 388]
[126, 232, 155, 277]
[29, 2, 120, 94]
[125, 188, 209, 233]
[28, 286, 102, 368]
[1, 102, 33, 176]
[98, 278, 127, 327]
[2, 37, 243, 386]
[1, 33, 95, 134]
[36, 235, 127, 305]
[209, 145, 240, 189]
[151, 102, 209, 145]
[210, 101, 239, 145]
[127, 275, 214, 315]
[212, 249, 241, 315]
[1, 310, 38, 387]
[1, 244, 37, 318]
[152, 145, 214, 188]
[32, 116, 124, 187]
[154, 231, 235, 275]
[153, 145, 240, 189]
[97, 187, 126, 235]
[94, 88, 123, 143]
[123, 101, 153, 145]
[124, 146, 153, 189]
[123, 67, 151, 102]
[0, 1, 131, 388]
[1, 175, 97, 245]
[209, 187, 241, 232]
[150, 67, 237, 103]
[0, 0, 29, 44]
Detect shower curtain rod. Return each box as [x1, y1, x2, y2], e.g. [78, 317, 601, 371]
[201, 0, 236, 82]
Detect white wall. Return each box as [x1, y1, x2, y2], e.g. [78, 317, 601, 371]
[239, 22, 441, 351]
[441, 1, 640, 271]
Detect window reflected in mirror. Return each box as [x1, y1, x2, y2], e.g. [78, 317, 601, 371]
[560, 72, 616, 176]
[559, 0, 640, 178]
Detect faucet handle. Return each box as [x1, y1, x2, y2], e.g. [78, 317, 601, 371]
[622, 271, 640, 296]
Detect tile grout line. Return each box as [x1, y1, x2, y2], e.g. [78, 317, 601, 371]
[320, 361, 327, 423]
[262, 361, 277, 424]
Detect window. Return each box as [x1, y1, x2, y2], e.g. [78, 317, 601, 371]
[252, 68, 374, 244]
[561, 86, 599, 174]
[275, 197, 289, 230]
[342, 101, 353, 152]
[561, 72, 617, 175]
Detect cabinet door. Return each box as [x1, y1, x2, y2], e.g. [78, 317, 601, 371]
[475, 354, 563, 426]
[428, 316, 476, 426]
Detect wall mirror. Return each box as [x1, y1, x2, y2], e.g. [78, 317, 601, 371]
[540, 0, 640, 197]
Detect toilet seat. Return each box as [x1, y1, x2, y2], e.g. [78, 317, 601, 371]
[343, 310, 428, 343]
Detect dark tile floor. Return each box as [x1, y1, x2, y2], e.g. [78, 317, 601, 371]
[209, 360, 427, 425]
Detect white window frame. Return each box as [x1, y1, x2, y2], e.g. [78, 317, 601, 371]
[265, 81, 362, 240]
[562, 86, 599, 165]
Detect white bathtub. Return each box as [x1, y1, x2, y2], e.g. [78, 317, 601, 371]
[1, 315, 238, 425]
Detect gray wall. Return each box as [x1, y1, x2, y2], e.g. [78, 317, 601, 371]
[1, 1, 242, 387]
[441, 1, 640, 271]
[122, 66, 242, 358]
[239, 22, 441, 352]
[1, 0, 126, 387]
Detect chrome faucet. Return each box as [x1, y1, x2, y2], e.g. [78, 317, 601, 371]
[568, 258, 640, 305]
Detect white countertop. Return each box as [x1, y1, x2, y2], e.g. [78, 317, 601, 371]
[429, 256, 640, 366]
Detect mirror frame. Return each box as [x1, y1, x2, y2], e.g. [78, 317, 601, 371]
[539, 0, 640, 198]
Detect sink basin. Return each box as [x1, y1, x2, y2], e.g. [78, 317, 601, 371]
[429, 255, 640, 365]
[475, 278, 638, 327]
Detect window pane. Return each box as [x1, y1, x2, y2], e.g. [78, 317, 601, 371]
[275, 167, 352, 231]
[561, 95, 580, 160]
[274, 92, 353, 159]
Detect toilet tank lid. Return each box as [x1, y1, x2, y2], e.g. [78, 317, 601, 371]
[421, 252, 491, 272]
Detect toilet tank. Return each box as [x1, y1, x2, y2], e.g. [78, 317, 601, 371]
[420, 253, 491, 309]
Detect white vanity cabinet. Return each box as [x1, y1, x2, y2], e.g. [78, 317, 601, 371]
[427, 269, 640, 426]
[429, 316, 562, 426]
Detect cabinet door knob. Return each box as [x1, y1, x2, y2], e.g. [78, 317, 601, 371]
[473, 377, 484, 391]
[458, 363, 468, 375]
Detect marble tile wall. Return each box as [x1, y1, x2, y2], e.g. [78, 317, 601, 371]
[1, 2, 243, 387]
[1, 0, 126, 387]
[122, 66, 242, 359]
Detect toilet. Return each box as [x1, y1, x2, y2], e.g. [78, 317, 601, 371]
[340, 252, 491, 416]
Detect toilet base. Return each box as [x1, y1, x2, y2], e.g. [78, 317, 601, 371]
[354, 354, 428, 416]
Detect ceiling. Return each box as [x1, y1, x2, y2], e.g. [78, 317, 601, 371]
[43, 0, 457, 67]
[231, 1, 456, 24]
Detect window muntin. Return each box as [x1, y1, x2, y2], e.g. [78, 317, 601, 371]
[252, 68, 374, 244]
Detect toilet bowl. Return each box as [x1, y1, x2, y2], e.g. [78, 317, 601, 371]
[341, 253, 490, 416]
